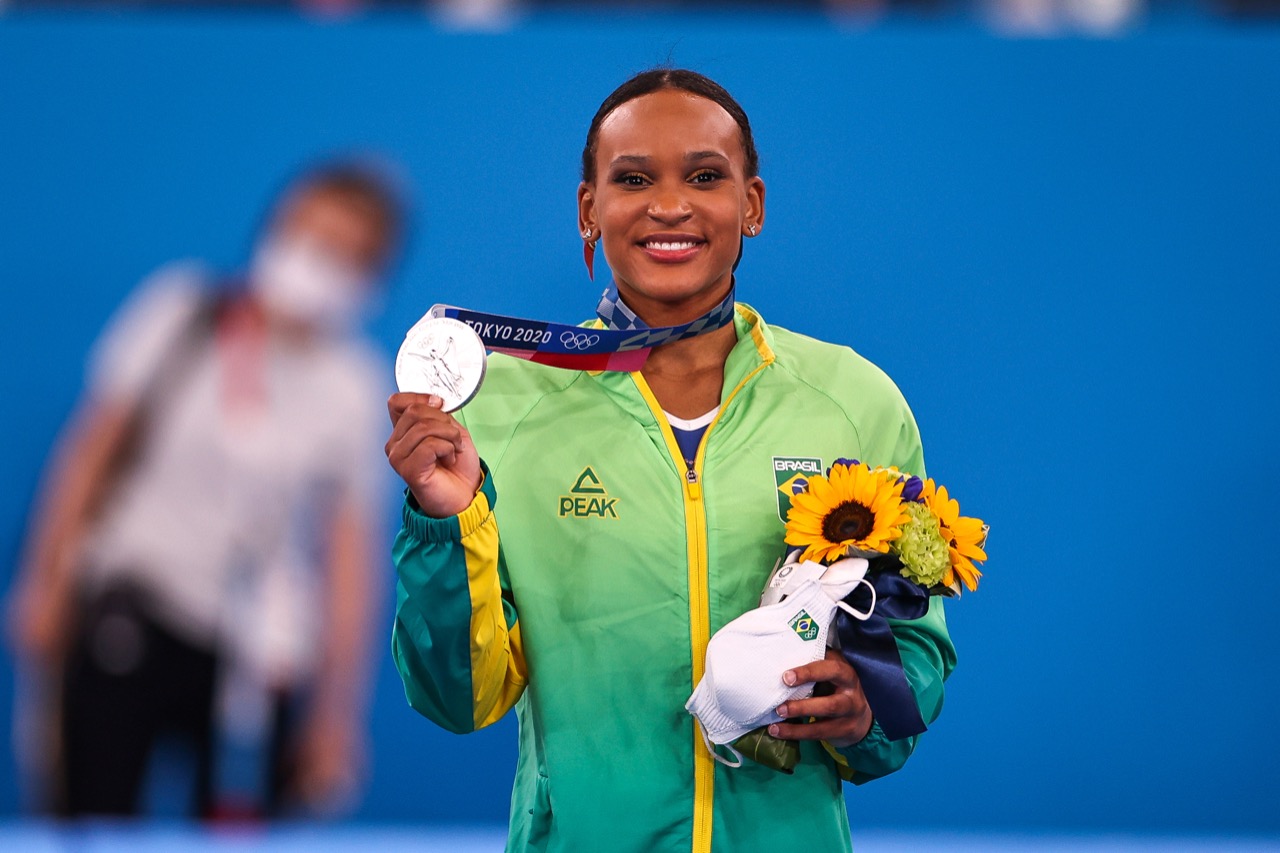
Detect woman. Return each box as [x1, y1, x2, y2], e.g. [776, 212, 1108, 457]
[386, 70, 956, 853]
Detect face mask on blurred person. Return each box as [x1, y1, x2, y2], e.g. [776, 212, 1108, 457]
[250, 235, 371, 330]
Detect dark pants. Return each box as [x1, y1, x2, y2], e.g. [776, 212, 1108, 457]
[57, 583, 295, 819]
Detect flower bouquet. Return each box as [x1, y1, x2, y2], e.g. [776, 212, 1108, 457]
[727, 459, 989, 773]
[786, 459, 988, 597]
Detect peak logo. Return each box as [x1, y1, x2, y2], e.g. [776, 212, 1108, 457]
[558, 467, 620, 519]
[773, 456, 822, 521]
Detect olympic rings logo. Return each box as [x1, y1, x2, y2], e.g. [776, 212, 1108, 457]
[560, 331, 601, 350]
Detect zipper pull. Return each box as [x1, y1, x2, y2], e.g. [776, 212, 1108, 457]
[685, 467, 702, 500]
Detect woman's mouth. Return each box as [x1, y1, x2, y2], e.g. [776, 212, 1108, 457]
[639, 235, 706, 263]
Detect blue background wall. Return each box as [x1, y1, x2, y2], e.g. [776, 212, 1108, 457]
[2, 10, 1278, 834]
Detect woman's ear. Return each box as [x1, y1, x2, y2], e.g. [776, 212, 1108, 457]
[743, 176, 766, 237]
[577, 182, 597, 237]
[578, 182, 600, 280]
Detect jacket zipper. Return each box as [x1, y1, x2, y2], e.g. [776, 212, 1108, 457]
[632, 359, 769, 853]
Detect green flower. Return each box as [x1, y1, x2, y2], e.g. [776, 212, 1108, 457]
[894, 502, 950, 587]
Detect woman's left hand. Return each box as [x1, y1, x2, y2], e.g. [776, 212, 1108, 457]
[768, 648, 873, 748]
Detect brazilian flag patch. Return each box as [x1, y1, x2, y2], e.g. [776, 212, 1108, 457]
[789, 610, 819, 642]
[773, 456, 823, 521]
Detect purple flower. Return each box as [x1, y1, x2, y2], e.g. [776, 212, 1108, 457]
[827, 457, 860, 476]
[901, 475, 924, 503]
[824, 457, 922, 502]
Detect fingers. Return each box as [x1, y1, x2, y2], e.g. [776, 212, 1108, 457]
[386, 428, 459, 474]
[768, 717, 860, 743]
[772, 649, 871, 745]
[768, 684, 871, 744]
[387, 392, 443, 425]
[775, 690, 862, 723]
[385, 401, 466, 458]
[783, 655, 858, 691]
[384, 391, 483, 517]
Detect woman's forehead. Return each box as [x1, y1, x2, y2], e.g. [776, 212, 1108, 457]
[596, 89, 743, 162]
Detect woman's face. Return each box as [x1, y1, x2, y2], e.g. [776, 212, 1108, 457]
[579, 89, 765, 320]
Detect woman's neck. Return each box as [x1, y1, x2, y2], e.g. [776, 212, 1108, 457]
[614, 274, 737, 417]
[640, 320, 737, 421]
[614, 275, 732, 330]
[643, 321, 736, 378]
[615, 276, 737, 418]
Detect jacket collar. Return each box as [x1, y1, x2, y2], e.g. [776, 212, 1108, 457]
[587, 303, 776, 430]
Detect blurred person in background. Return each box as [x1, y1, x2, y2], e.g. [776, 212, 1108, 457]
[5, 162, 403, 819]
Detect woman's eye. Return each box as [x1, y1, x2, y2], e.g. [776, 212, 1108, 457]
[614, 173, 649, 187]
[690, 170, 723, 184]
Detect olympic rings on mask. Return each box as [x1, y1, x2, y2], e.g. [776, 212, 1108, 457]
[559, 331, 601, 350]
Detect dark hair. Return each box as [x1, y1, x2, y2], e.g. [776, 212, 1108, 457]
[580, 69, 760, 183]
[288, 160, 408, 265]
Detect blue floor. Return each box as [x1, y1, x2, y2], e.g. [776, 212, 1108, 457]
[1, 825, 1278, 852]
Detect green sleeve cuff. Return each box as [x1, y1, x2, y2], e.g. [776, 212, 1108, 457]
[823, 720, 907, 785]
[401, 461, 497, 544]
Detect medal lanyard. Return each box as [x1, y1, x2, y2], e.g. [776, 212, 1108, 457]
[429, 284, 736, 372]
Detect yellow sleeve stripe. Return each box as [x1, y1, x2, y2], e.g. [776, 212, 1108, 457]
[460, 486, 528, 731]
[821, 742, 858, 783]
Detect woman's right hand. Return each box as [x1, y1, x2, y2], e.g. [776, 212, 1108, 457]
[385, 393, 483, 519]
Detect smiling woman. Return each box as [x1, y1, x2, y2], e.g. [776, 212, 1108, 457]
[385, 68, 956, 853]
[577, 77, 765, 420]
[578, 72, 762, 334]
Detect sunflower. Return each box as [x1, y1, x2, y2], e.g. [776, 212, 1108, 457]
[920, 479, 988, 593]
[785, 462, 910, 564]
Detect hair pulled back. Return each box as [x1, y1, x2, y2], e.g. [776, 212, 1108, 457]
[580, 69, 759, 183]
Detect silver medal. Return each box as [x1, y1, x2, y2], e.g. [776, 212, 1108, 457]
[395, 315, 487, 412]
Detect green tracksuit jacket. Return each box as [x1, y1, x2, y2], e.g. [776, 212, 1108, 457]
[392, 304, 957, 853]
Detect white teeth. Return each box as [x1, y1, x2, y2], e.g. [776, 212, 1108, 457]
[646, 241, 698, 251]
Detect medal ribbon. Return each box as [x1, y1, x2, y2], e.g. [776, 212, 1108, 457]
[429, 284, 736, 372]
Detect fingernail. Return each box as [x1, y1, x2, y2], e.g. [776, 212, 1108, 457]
[427, 395, 443, 408]
[782, 671, 796, 686]
[775, 705, 787, 717]
[768, 724, 780, 736]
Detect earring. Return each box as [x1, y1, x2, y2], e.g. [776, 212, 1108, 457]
[747, 224, 757, 236]
[583, 229, 597, 280]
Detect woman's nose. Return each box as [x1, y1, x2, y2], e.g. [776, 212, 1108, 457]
[647, 186, 693, 223]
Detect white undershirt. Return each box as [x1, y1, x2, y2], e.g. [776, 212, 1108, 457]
[663, 407, 720, 469]
[662, 407, 719, 431]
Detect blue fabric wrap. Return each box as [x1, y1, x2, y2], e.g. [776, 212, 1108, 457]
[834, 570, 930, 741]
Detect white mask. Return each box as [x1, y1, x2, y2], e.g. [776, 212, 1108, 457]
[250, 235, 371, 330]
[685, 557, 875, 767]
